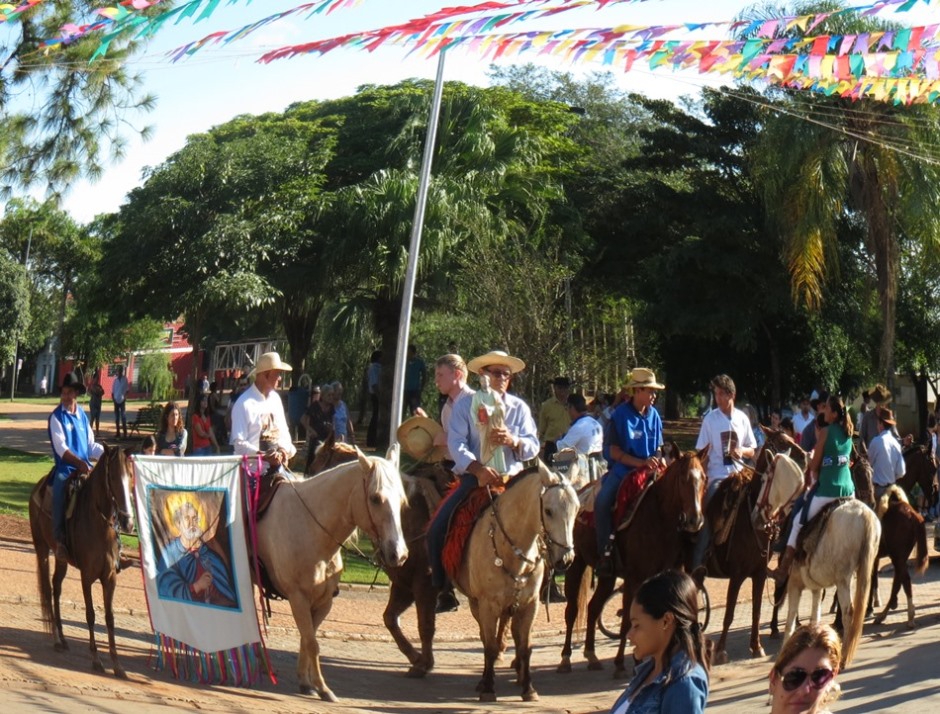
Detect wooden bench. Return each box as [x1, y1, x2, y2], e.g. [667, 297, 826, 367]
[129, 406, 159, 436]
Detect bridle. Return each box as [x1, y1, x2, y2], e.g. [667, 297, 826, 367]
[101, 449, 133, 528]
[753, 450, 802, 530]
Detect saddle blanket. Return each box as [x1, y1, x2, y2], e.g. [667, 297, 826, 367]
[437, 483, 505, 580]
[577, 467, 654, 531]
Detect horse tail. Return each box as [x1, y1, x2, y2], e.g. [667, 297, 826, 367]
[843, 511, 879, 668]
[913, 510, 929, 576]
[28, 487, 54, 634]
[574, 565, 592, 632]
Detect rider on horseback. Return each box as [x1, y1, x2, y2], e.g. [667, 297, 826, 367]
[596, 368, 666, 578]
[427, 351, 539, 606]
[48, 371, 104, 560]
[769, 394, 856, 584]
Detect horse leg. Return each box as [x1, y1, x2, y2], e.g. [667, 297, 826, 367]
[511, 603, 539, 702]
[750, 573, 766, 658]
[80, 575, 105, 673]
[613, 585, 633, 680]
[900, 560, 915, 629]
[557, 556, 586, 674]
[784, 579, 801, 640]
[809, 589, 823, 626]
[52, 558, 69, 651]
[287, 594, 336, 701]
[713, 577, 744, 665]
[584, 574, 616, 671]
[769, 601, 782, 639]
[411, 578, 437, 676]
[496, 613, 510, 663]
[475, 601, 502, 702]
[101, 572, 126, 678]
[383, 582, 420, 673]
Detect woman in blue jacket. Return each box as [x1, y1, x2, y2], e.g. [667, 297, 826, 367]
[610, 570, 709, 714]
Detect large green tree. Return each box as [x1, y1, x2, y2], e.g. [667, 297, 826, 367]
[0, 250, 30, 375]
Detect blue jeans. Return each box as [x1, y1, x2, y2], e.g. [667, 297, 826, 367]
[692, 479, 723, 569]
[427, 474, 477, 588]
[192, 446, 213, 456]
[52, 467, 75, 544]
[595, 469, 626, 555]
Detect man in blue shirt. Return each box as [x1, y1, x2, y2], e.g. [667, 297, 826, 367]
[404, 344, 427, 416]
[868, 406, 906, 500]
[427, 350, 539, 611]
[48, 371, 105, 560]
[596, 368, 666, 577]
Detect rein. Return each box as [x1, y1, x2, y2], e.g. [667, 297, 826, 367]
[485, 468, 543, 589]
[99, 450, 131, 528]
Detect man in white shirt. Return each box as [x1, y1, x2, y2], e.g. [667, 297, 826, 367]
[556, 393, 603, 456]
[791, 396, 814, 442]
[111, 365, 129, 439]
[230, 352, 296, 476]
[692, 374, 757, 569]
[868, 406, 906, 500]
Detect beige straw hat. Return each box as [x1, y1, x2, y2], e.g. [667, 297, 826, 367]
[397, 416, 448, 463]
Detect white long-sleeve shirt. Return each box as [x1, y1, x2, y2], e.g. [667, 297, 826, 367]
[229, 384, 296, 458]
[556, 414, 603, 455]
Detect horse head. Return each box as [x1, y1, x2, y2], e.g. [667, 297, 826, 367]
[759, 428, 807, 470]
[751, 452, 803, 529]
[538, 465, 580, 572]
[98, 445, 135, 535]
[851, 454, 875, 510]
[663, 445, 708, 533]
[356, 449, 409, 568]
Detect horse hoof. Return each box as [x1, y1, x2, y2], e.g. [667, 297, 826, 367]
[523, 690, 539, 702]
[114, 667, 128, 680]
[319, 689, 338, 703]
[92, 661, 105, 673]
[299, 685, 313, 696]
[405, 665, 428, 679]
[613, 667, 630, 680]
[54, 641, 68, 652]
[479, 692, 497, 702]
[556, 660, 572, 674]
[906, 620, 916, 630]
[769, 631, 780, 640]
[752, 646, 766, 658]
[587, 660, 604, 671]
[713, 650, 729, 666]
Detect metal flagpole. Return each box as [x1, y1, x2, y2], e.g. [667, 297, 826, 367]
[388, 49, 447, 445]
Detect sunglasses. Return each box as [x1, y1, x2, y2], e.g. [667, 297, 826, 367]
[484, 368, 512, 378]
[780, 667, 834, 692]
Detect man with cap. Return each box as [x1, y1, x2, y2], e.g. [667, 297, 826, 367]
[596, 367, 666, 577]
[48, 371, 105, 560]
[692, 373, 756, 570]
[859, 383, 900, 451]
[868, 406, 906, 500]
[556, 393, 604, 458]
[427, 350, 539, 611]
[539, 377, 571, 464]
[230, 352, 296, 474]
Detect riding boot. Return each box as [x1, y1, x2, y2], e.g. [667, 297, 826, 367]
[55, 542, 69, 561]
[435, 582, 459, 613]
[767, 546, 796, 586]
[540, 575, 566, 603]
[596, 538, 616, 579]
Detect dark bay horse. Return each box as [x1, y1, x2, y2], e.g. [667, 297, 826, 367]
[898, 445, 938, 508]
[872, 485, 929, 629]
[310, 435, 454, 678]
[557, 444, 707, 678]
[28, 445, 135, 677]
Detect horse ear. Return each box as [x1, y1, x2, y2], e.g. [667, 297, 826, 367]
[668, 441, 680, 460]
[697, 444, 710, 463]
[385, 442, 401, 470]
[356, 447, 372, 472]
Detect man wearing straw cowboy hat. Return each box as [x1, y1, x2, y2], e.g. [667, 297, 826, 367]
[48, 370, 105, 560]
[426, 350, 539, 607]
[230, 352, 296, 475]
[596, 367, 666, 577]
[859, 383, 899, 451]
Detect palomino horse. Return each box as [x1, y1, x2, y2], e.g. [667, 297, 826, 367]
[310, 434, 454, 678]
[872, 485, 929, 629]
[784, 498, 881, 667]
[256, 448, 409, 701]
[706, 451, 804, 664]
[28, 445, 135, 677]
[558, 444, 707, 678]
[457, 463, 579, 701]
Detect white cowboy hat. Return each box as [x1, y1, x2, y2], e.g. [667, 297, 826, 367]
[249, 352, 293, 377]
[625, 367, 665, 390]
[397, 416, 448, 463]
[466, 350, 526, 375]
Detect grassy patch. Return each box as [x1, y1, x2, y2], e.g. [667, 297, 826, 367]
[0, 448, 52, 515]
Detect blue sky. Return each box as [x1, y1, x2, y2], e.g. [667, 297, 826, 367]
[13, 0, 933, 222]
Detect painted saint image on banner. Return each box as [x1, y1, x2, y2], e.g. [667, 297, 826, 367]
[149, 489, 239, 610]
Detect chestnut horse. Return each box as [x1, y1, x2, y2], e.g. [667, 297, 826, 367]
[459, 463, 579, 701]
[872, 485, 929, 628]
[256, 447, 408, 701]
[898, 445, 938, 508]
[706, 451, 804, 664]
[28, 445, 135, 677]
[557, 444, 707, 678]
[310, 435, 453, 678]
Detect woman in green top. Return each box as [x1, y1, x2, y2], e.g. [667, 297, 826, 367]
[770, 395, 855, 584]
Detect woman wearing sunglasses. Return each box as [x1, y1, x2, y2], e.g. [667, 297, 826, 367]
[610, 569, 709, 714]
[769, 624, 841, 714]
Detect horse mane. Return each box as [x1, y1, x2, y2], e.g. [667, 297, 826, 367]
[877, 484, 909, 519]
[365, 455, 408, 506]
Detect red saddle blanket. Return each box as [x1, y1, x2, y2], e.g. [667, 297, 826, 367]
[579, 467, 654, 530]
[436, 483, 505, 581]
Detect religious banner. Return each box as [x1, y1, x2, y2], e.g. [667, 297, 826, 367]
[132, 455, 271, 685]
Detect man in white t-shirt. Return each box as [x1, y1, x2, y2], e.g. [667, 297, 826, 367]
[791, 396, 814, 442]
[692, 373, 757, 569]
[230, 352, 296, 476]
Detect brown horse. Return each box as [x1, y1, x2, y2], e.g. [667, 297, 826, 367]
[872, 486, 929, 629]
[557, 443, 707, 678]
[706, 451, 804, 664]
[898, 445, 938, 508]
[28, 445, 135, 677]
[310, 434, 454, 678]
